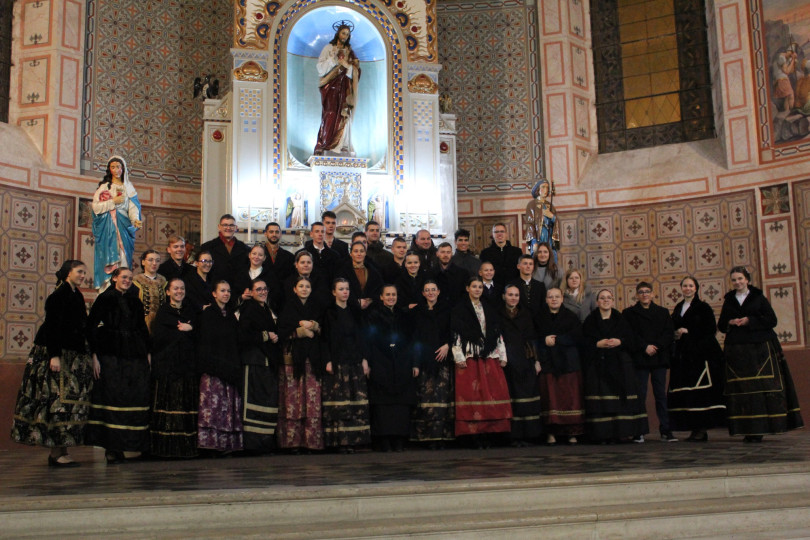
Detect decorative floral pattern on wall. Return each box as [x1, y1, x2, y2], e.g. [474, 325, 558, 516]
[82, 0, 233, 184]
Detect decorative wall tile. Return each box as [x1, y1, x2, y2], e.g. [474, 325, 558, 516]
[586, 216, 613, 243]
[656, 210, 684, 237]
[767, 284, 800, 346]
[728, 198, 751, 230]
[22, 0, 52, 48]
[45, 243, 65, 274]
[731, 237, 753, 267]
[760, 183, 790, 216]
[47, 202, 68, 235]
[8, 281, 36, 312]
[762, 217, 793, 278]
[12, 200, 39, 231]
[660, 280, 683, 310]
[693, 205, 721, 233]
[559, 218, 578, 247]
[699, 278, 726, 307]
[621, 214, 648, 241]
[658, 245, 686, 275]
[694, 241, 723, 271]
[5, 323, 36, 356]
[622, 249, 650, 276]
[587, 251, 615, 279]
[9, 240, 38, 272]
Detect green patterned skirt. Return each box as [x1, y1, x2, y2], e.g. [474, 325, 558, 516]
[10, 344, 94, 448]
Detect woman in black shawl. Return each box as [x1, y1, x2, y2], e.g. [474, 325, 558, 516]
[581, 289, 648, 443]
[86, 268, 151, 463]
[668, 276, 726, 442]
[149, 277, 198, 458]
[451, 276, 512, 446]
[335, 242, 383, 312]
[232, 244, 281, 309]
[718, 267, 803, 442]
[365, 284, 417, 451]
[196, 280, 243, 453]
[184, 250, 214, 314]
[537, 287, 585, 444]
[237, 278, 282, 453]
[500, 284, 542, 446]
[277, 276, 325, 452]
[410, 280, 454, 448]
[395, 252, 427, 310]
[321, 278, 371, 453]
[11, 260, 93, 467]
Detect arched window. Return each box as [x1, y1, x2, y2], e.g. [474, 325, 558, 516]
[591, 0, 714, 153]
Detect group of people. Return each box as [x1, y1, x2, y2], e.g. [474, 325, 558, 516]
[10, 213, 804, 466]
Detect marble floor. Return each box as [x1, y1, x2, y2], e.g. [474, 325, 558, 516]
[1, 429, 808, 500]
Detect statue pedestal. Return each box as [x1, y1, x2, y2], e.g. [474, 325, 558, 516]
[309, 156, 369, 214]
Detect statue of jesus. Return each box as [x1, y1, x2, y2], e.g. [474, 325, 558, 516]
[313, 22, 360, 156]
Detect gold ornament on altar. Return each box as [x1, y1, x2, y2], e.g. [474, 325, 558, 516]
[234, 61, 268, 82]
[408, 73, 438, 94]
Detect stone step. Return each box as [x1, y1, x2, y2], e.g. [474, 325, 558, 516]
[3, 463, 810, 539]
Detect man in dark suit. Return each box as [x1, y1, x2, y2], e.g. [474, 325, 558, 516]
[261, 221, 295, 283]
[199, 214, 249, 287]
[480, 222, 522, 285]
[322, 210, 349, 260]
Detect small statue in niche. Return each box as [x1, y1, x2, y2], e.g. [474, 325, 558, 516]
[439, 92, 452, 114]
[193, 75, 220, 100]
[313, 21, 360, 156]
[525, 179, 559, 258]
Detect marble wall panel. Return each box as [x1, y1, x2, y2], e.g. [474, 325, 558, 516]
[761, 217, 794, 278]
[766, 284, 801, 347]
[792, 179, 810, 345]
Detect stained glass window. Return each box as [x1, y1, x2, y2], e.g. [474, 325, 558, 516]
[592, 0, 714, 153]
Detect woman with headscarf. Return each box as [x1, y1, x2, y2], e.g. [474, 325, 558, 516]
[11, 260, 94, 467]
[86, 267, 151, 463]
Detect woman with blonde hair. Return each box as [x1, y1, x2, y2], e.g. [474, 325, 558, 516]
[562, 268, 596, 323]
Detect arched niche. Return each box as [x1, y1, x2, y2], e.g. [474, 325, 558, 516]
[284, 6, 389, 168]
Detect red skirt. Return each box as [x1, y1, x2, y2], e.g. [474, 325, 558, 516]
[540, 371, 585, 435]
[455, 357, 512, 436]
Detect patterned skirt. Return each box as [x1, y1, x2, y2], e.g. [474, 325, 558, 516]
[724, 341, 804, 436]
[150, 375, 199, 458]
[504, 365, 543, 441]
[242, 364, 279, 452]
[322, 362, 370, 448]
[278, 360, 323, 450]
[11, 345, 93, 448]
[455, 357, 512, 436]
[198, 374, 243, 452]
[668, 358, 726, 432]
[540, 371, 585, 436]
[411, 363, 455, 442]
[86, 354, 151, 452]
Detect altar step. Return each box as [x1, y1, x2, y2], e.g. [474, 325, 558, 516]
[3, 463, 809, 539]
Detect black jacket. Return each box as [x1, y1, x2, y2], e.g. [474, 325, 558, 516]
[411, 299, 452, 375]
[367, 241, 394, 269]
[157, 259, 194, 283]
[430, 262, 468, 307]
[480, 240, 522, 284]
[199, 236, 249, 287]
[196, 304, 241, 387]
[35, 282, 88, 358]
[87, 287, 150, 359]
[300, 241, 339, 283]
[536, 305, 582, 375]
[622, 301, 674, 369]
[335, 259, 384, 311]
[364, 303, 416, 404]
[718, 286, 778, 345]
[671, 297, 723, 366]
[278, 296, 324, 378]
[238, 298, 282, 369]
[151, 302, 196, 380]
[261, 243, 296, 284]
[322, 302, 365, 368]
[184, 270, 213, 314]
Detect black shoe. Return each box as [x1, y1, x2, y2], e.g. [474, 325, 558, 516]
[686, 431, 708, 442]
[393, 438, 405, 452]
[660, 431, 678, 442]
[48, 455, 80, 468]
[380, 438, 392, 452]
[105, 451, 125, 464]
[743, 435, 764, 443]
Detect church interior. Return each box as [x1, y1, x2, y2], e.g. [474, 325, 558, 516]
[1, 0, 810, 536]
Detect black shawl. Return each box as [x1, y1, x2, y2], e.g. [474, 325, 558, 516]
[151, 302, 197, 380]
[717, 286, 778, 345]
[499, 305, 538, 375]
[238, 298, 282, 369]
[582, 308, 636, 400]
[363, 303, 416, 403]
[671, 296, 722, 366]
[196, 304, 241, 387]
[278, 296, 324, 378]
[87, 287, 150, 359]
[411, 299, 452, 375]
[536, 305, 582, 375]
[322, 302, 365, 368]
[451, 297, 501, 359]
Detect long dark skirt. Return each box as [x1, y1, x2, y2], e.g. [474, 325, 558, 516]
[278, 361, 323, 450]
[150, 375, 199, 458]
[455, 357, 512, 436]
[411, 364, 455, 442]
[11, 345, 94, 448]
[668, 359, 726, 431]
[371, 404, 412, 437]
[242, 364, 280, 452]
[321, 362, 370, 448]
[540, 370, 585, 436]
[198, 374, 243, 451]
[724, 341, 804, 436]
[505, 365, 543, 441]
[86, 354, 150, 452]
[583, 355, 648, 441]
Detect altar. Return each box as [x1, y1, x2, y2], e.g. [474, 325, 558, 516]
[201, 0, 457, 243]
